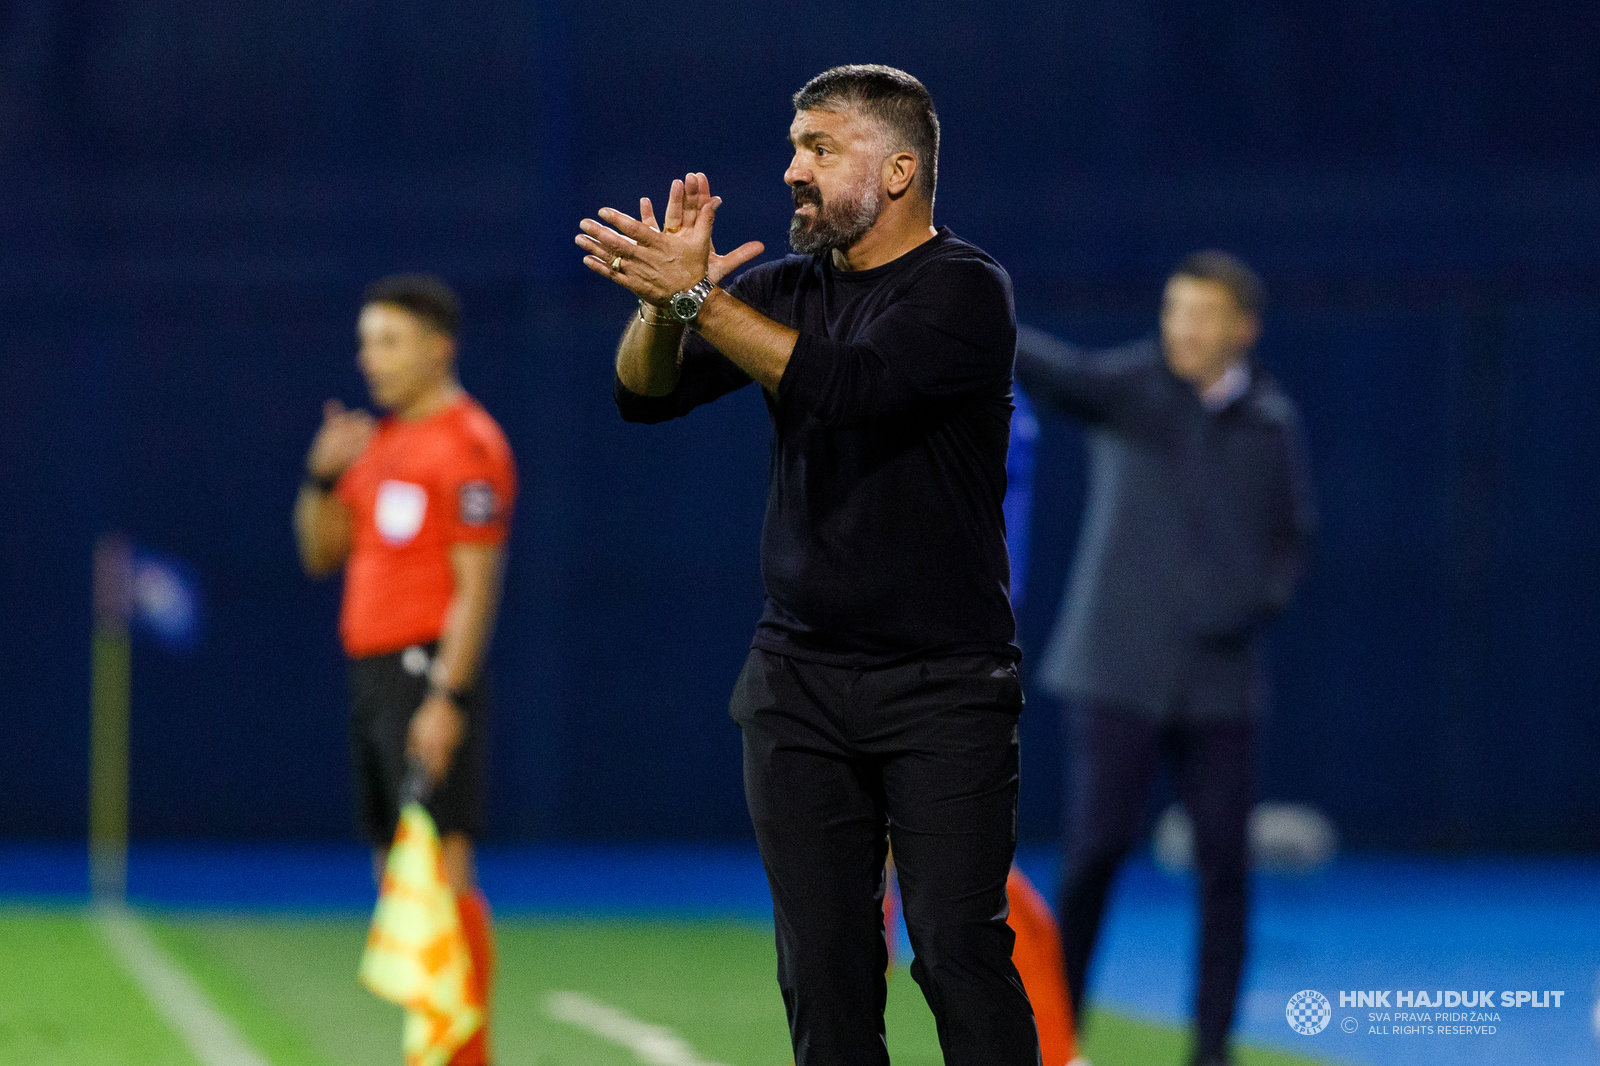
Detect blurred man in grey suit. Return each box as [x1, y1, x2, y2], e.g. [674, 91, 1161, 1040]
[1015, 251, 1316, 1066]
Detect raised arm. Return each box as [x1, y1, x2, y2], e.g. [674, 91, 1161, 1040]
[293, 400, 373, 576]
[578, 173, 787, 390]
[607, 176, 733, 397]
[615, 303, 690, 398]
[1013, 324, 1154, 424]
[293, 487, 351, 576]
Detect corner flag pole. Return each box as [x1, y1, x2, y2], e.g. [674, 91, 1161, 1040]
[90, 533, 133, 904]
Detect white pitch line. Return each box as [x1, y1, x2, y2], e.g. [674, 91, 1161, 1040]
[546, 990, 732, 1066]
[96, 905, 274, 1066]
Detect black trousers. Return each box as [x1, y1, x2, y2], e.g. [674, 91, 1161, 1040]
[1059, 699, 1254, 1062]
[729, 648, 1040, 1066]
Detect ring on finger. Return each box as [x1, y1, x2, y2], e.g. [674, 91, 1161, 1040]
[609, 255, 623, 273]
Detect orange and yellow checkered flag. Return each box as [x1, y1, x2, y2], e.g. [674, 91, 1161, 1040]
[359, 802, 483, 1066]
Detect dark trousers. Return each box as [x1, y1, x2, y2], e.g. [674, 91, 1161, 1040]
[1060, 700, 1254, 1061]
[730, 648, 1040, 1066]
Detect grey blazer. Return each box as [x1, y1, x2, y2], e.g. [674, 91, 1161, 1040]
[1015, 326, 1317, 719]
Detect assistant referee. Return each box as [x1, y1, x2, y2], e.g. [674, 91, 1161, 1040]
[293, 274, 515, 1066]
[575, 66, 1037, 1065]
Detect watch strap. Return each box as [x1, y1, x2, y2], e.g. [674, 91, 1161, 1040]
[669, 276, 716, 324]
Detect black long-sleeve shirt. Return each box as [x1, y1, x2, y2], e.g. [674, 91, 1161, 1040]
[614, 227, 1019, 666]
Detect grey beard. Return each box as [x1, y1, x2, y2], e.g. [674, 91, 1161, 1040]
[789, 182, 883, 255]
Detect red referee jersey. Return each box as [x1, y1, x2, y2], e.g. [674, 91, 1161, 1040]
[334, 394, 517, 658]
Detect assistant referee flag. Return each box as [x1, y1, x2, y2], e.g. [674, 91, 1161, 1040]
[359, 803, 483, 1066]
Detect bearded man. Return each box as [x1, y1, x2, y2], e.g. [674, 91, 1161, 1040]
[574, 65, 1039, 1066]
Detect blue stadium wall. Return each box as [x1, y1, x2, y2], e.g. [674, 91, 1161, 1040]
[2, 0, 1597, 850]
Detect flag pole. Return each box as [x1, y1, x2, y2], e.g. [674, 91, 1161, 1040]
[90, 533, 133, 905]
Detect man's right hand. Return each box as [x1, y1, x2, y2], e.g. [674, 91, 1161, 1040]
[307, 399, 375, 483]
[641, 173, 766, 287]
[576, 172, 764, 308]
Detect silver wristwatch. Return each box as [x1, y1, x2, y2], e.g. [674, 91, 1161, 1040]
[668, 276, 716, 325]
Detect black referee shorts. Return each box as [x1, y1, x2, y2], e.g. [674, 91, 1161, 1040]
[348, 642, 487, 845]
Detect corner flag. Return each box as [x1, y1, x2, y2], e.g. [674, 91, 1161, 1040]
[359, 802, 483, 1066]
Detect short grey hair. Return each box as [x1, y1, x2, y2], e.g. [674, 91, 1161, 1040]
[792, 64, 940, 205]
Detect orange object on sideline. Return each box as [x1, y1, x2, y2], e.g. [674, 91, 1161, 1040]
[450, 890, 496, 1066]
[1006, 866, 1077, 1066]
[880, 860, 1077, 1065]
[882, 865, 904, 971]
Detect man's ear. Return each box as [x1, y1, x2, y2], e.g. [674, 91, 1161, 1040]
[1234, 314, 1261, 351]
[433, 332, 458, 371]
[884, 152, 918, 199]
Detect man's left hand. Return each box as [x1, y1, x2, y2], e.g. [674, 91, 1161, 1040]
[407, 694, 465, 783]
[575, 172, 763, 305]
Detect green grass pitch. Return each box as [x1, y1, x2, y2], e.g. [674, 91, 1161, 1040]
[0, 907, 1334, 1066]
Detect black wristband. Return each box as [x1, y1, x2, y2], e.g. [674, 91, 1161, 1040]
[304, 472, 339, 493]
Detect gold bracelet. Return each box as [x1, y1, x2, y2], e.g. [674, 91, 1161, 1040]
[637, 301, 678, 327]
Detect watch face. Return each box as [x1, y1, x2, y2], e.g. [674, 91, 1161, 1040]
[671, 293, 700, 321]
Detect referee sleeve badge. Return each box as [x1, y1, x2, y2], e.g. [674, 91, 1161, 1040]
[458, 480, 498, 527]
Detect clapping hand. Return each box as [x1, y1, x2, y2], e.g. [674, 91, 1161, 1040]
[575, 172, 764, 308]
